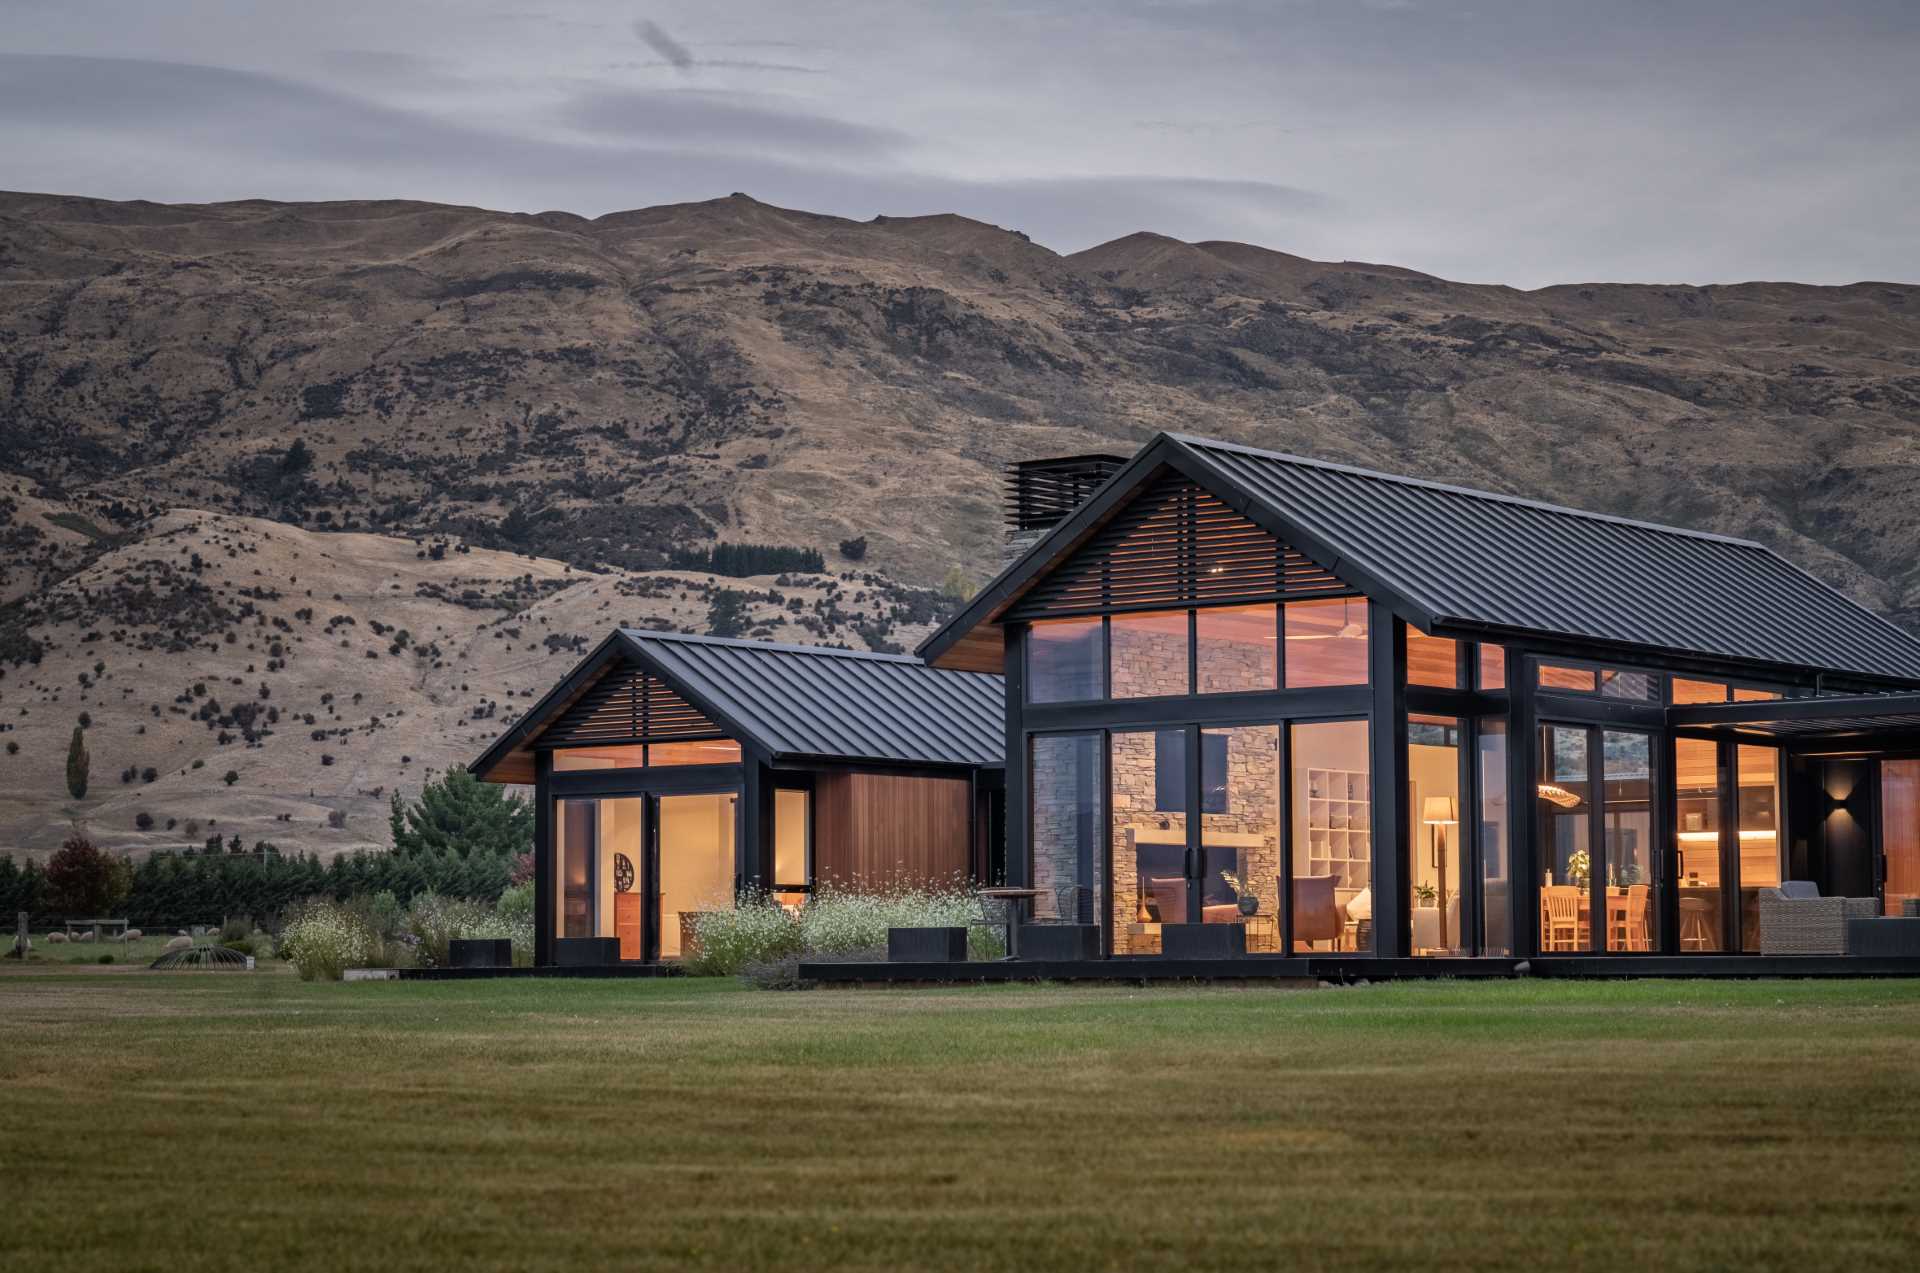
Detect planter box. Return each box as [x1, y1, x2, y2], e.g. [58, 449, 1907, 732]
[553, 937, 621, 967]
[1018, 924, 1101, 961]
[449, 938, 511, 969]
[1846, 918, 1920, 958]
[1161, 922, 1246, 960]
[887, 926, 968, 963]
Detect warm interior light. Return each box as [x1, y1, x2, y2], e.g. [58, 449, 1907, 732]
[1676, 830, 1777, 842]
[1537, 783, 1582, 809]
[1422, 795, 1457, 825]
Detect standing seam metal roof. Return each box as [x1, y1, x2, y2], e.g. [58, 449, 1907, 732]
[618, 630, 1004, 766]
[1173, 435, 1920, 684]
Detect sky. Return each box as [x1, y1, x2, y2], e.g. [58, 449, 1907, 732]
[2, 0, 1915, 287]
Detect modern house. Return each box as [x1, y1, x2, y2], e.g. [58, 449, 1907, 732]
[471, 629, 1003, 966]
[908, 432, 1920, 971]
[479, 432, 1920, 974]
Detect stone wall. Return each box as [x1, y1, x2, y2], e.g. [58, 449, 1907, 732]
[1031, 735, 1101, 924]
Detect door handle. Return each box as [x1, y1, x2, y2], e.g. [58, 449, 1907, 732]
[1184, 847, 1198, 879]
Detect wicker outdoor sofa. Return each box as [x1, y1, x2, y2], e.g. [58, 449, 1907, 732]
[1758, 882, 1878, 956]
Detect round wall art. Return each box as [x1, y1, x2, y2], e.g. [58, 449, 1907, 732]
[613, 852, 635, 893]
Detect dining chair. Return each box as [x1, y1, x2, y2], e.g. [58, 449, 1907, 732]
[1624, 885, 1651, 952]
[1541, 886, 1581, 952]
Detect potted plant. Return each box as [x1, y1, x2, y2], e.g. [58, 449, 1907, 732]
[1566, 849, 1591, 889]
[1220, 870, 1260, 916]
[1414, 882, 1438, 908]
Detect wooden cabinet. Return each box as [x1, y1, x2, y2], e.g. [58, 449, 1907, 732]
[614, 891, 641, 962]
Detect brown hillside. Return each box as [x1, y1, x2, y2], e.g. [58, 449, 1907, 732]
[1, 189, 1917, 855]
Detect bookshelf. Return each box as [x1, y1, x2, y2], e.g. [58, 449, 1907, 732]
[1301, 766, 1370, 887]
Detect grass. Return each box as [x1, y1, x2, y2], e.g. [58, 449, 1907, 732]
[3, 970, 1919, 1271]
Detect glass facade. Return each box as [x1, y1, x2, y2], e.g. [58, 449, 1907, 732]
[1285, 598, 1369, 687]
[1031, 734, 1102, 929]
[1110, 611, 1191, 698]
[1029, 617, 1104, 702]
[1602, 731, 1655, 952]
[1674, 737, 1725, 952]
[1537, 726, 1593, 952]
[1290, 719, 1372, 953]
[1202, 726, 1281, 949]
[1408, 715, 1463, 954]
[1736, 745, 1781, 952]
[1477, 720, 1511, 956]
[1195, 605, 1278, 693]
[1406, 628, 1459, 689]
[552, 740, 739, 770]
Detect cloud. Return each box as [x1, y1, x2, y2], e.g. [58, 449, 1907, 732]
[560, 88, 907, 157]
[634, 19, 694, 71]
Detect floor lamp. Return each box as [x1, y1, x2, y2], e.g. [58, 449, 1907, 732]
[1423, 796, 1457, 951]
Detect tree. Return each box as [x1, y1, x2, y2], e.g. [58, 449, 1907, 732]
[939, 565, 974, 602]
[64, 725, 89, 800]
[388, 767, 532, 861]
[706, 588, 751, 638]
[838, 535, 868, 561]
[280, 438, 314, 477]
[45, 833, 127, 916]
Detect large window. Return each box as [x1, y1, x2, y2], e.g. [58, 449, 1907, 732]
[1029, 617, 1104, 702]
[1289, 719, 1371, 953]
[1537, 726, 1593, 952]
[1031, 734, 1102, 928]
[1603, 731, 1655, 952]
[1202, 726, 1281, 948]
[1407, 627, 1459, 689]
[1195, 605, 1278, 693]
[1477, 720, 1510, 956]
[657, 794, 736, 960]
[1737, 744, 1781, 952]
[1285, 598, 1369, 688]
[554, 797, 643, 958]
[1674, 737, 1725, 952]
[772, 788, 810, 903]
[1408, 715, 1462, 955]
[1111, 729, 1182, 953]
[553, 740, 739, 771]
[1110, 610, 1191, 698]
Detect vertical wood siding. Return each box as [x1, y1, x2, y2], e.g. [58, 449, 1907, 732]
[813, 772, 973, 886]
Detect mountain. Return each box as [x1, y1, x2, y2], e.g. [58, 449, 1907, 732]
[1, 189, 1916, 857]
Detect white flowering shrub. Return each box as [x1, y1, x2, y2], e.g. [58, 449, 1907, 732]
[406, 893, 533, 968]
[800, 878, 1005, 961]
[686, 895, 803, 976]
[280, 901, 375, 982]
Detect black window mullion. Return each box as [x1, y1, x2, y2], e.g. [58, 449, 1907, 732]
[1278, 720, 1293, 955]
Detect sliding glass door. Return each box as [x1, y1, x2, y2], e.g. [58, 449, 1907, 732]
[1535, 725, 1659, 955]
[553, 789, 736, 962]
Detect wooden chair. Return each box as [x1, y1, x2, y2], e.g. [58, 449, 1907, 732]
[1623, 885, 1651, 951]
[1284, 874, 1347, 949]
[1541, 886, 1581, 952]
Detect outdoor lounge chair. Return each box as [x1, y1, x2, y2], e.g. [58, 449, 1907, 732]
[1758, 882, 1876, 955]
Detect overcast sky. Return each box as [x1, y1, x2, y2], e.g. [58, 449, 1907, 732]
[2, 0, 1915, 286]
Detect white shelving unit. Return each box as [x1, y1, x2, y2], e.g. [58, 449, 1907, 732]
[1301, 767, 1370, 887]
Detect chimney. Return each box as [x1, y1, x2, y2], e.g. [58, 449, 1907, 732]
[1002, 454, 1126, 568]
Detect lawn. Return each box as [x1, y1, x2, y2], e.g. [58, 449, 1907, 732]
[4, 970, 1919, 1272]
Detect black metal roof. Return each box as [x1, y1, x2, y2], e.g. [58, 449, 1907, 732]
[919, 432, 1920, 688]
[619, 630, 1003, 766]
[471, 630, 1004, 781]
[1668, 693, 1920, 740]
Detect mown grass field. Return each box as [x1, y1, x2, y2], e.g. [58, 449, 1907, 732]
[4, 968, 1919, 1271]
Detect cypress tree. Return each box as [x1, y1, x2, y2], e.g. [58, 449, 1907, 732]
[65, 725, 89, 801]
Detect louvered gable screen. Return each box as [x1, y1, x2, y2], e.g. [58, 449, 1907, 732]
[538, 661, 726, 748]
[1007, 472, 1349, 619]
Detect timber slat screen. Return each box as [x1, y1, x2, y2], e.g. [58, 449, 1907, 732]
[1006, 455, 1127, 532]
[1008, 473, 1347, 619]
[541, 665, 726, 747]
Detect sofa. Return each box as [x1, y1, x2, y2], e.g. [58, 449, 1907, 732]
[1757, 882, 1877, 955]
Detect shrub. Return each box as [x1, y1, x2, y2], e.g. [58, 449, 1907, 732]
[368, 889, 405, 938]
[222, 770, 239, 786]
[405, 893, 533, 968]
[46, 833, 128, 915]
[800, 880, 1004, 960]
[494, 880, 534, 924]
[280, 900, 374, 981]
[686, 896, 804, 976]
